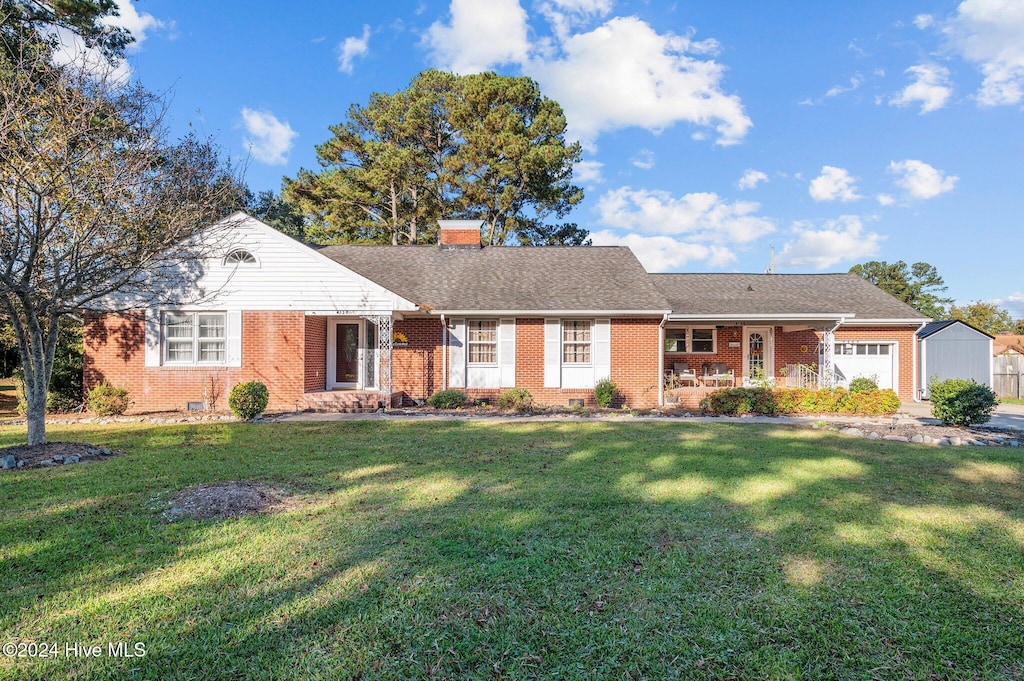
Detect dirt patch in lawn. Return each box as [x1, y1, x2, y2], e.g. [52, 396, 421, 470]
[162, 481, 293, 521]
[0, 441, 122, 470]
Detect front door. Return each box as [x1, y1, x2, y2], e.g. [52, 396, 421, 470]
[335, 323, 359, 386]
[743, 326, 774, 383]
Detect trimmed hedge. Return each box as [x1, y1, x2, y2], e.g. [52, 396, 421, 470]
[848, 377, 878, 393]
[703, 387, 900, 416]
[427, 389, 467, 409]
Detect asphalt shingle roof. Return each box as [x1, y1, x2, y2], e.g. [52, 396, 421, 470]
[318, 245, 669, 312]
[918, 319, 994, 339]
[651, 273, 929, 320]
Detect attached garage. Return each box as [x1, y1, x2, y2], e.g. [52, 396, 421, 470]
[917, 320, 993, 399]
[832, 341, 897, 390]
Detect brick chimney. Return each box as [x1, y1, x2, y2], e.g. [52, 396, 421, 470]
[438, 220, 483, 250]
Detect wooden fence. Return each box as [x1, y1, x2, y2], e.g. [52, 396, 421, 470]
[994, 355, 1024, 399]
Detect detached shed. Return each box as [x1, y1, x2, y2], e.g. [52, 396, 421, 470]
[917, 320, 993, 399]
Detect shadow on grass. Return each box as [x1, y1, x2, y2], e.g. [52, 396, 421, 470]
[0, 420, 1022, 679]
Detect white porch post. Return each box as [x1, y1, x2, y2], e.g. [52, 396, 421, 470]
[371, 315, 393, 401]
[821, 327, 835, 388]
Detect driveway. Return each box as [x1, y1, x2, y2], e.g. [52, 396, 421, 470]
[899, 400, 1024, 431]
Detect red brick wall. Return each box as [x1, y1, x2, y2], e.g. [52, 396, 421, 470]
[390, 316, 663, 408]
[304, 316, 327, 392]
[84, 310, 307, 413]
[392, 317, 444, 402]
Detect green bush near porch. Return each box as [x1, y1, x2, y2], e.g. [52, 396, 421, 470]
[704, 386, 901, 416]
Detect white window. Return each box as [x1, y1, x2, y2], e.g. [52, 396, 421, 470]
[467, 320, 497, 364]
[664, 326, 717, 354]
[224, 249, 257, 265]
[563, 320, 592, 364]
[164, 312, 227, 365]
[837, 343, 890, 356]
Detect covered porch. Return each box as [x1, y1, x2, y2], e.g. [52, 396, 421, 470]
[660, 315, 847, 408]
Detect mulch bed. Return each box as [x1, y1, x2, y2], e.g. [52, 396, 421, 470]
[162, 481, 293, 521]
[0, 441, 122, 470]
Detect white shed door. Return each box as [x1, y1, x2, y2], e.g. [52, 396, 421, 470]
[833, 342, 896, 389]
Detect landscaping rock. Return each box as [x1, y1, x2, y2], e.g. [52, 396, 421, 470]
[867, 432, 880, 440]
[38, 459, 56, 466]
[910, 435, 924, 443]
[841, 427, 864, 437]
[1, 454, 15, 469]
[883, 435, 910, 442]
[922, 435, 933, 444]
[52, 454, 64, 462]
[950, 436, 963, 446]
[1010, 440, 1020, 447]
[64, 454, 80, 464]
[100, 448, 111, 456]
[85, 448, 100, 456]
[936, 438, 950, 446]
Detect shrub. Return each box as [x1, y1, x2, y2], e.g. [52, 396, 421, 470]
[47, 391, 83, 414]
[594, 378, 617, 408]
[929, 378, 996, 427]
[705, 387, 776, 416]
[228, 381, 269, 420]
[498, 388, 533, 412]
[86, 382, 130, 416]
[848, 377, 878, 393]
[14, 370, 84, 414]
[427, 389, 467, 409]
[702, 387, 900, 416]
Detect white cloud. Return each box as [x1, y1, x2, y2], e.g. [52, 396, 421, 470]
[825, 74, 864, 98]
[423, 0, 531, 73]
[890, 64, 952, 113]
[338, 25, 371, 74]
[531, 17, 751, 148]
[596, 187, 774, 244]
[240, 108, 298, 165]
[876, 193, 896, 206]
[887, 159, 958, 199]
[993, 291, 1024, 318]
[737, 169, 768, 190]
[573, 159, 604, 184]
[538, 0, 613, 40]
[914, 14, 935, 29]
[943, 0, 1024, 106]
[779, 216, 884, 270]
[808, 166, 861, 202]
[589, 231, 736, 272]
[630, 149, 655, 170]
[49, 0, 164, 82]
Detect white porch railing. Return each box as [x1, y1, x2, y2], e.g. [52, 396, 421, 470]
[365, 315, 393, 396]
[783, 363, 820, 389]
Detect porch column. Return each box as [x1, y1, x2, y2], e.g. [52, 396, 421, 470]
[821, 328, 835, 388]
[368, 315, 393, 398]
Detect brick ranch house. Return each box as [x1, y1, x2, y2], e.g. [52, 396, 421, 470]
[83, 213, 930, 413]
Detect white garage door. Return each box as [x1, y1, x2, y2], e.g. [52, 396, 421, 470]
[833, 342, 896, 390]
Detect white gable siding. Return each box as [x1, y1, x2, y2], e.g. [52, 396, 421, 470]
[111, 214, 416, 314]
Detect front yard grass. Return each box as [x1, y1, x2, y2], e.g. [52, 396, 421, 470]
[1, 420, 1022, 680]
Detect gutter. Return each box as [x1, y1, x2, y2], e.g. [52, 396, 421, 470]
[666, 313, 855, 322]
[431, 309, 671, 316]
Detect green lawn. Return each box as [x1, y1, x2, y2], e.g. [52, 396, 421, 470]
[1, 420, 1022, 680]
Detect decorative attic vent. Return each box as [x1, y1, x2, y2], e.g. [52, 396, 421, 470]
[438, 220, 483, 250]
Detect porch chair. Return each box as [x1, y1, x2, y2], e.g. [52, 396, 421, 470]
[704, 362, 734, 387]
[672, 362, 698, 387]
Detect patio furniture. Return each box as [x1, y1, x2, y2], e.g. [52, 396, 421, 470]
[702, 363, 734, 387]
[671, 362, 698, 387]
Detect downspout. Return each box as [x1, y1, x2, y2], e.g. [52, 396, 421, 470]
[658, 314, 668, 407]
[441, 314, 448, 392]
[913, 321, 928, 402]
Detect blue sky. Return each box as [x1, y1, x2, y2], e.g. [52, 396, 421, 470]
[76, 0, 1023, 316]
